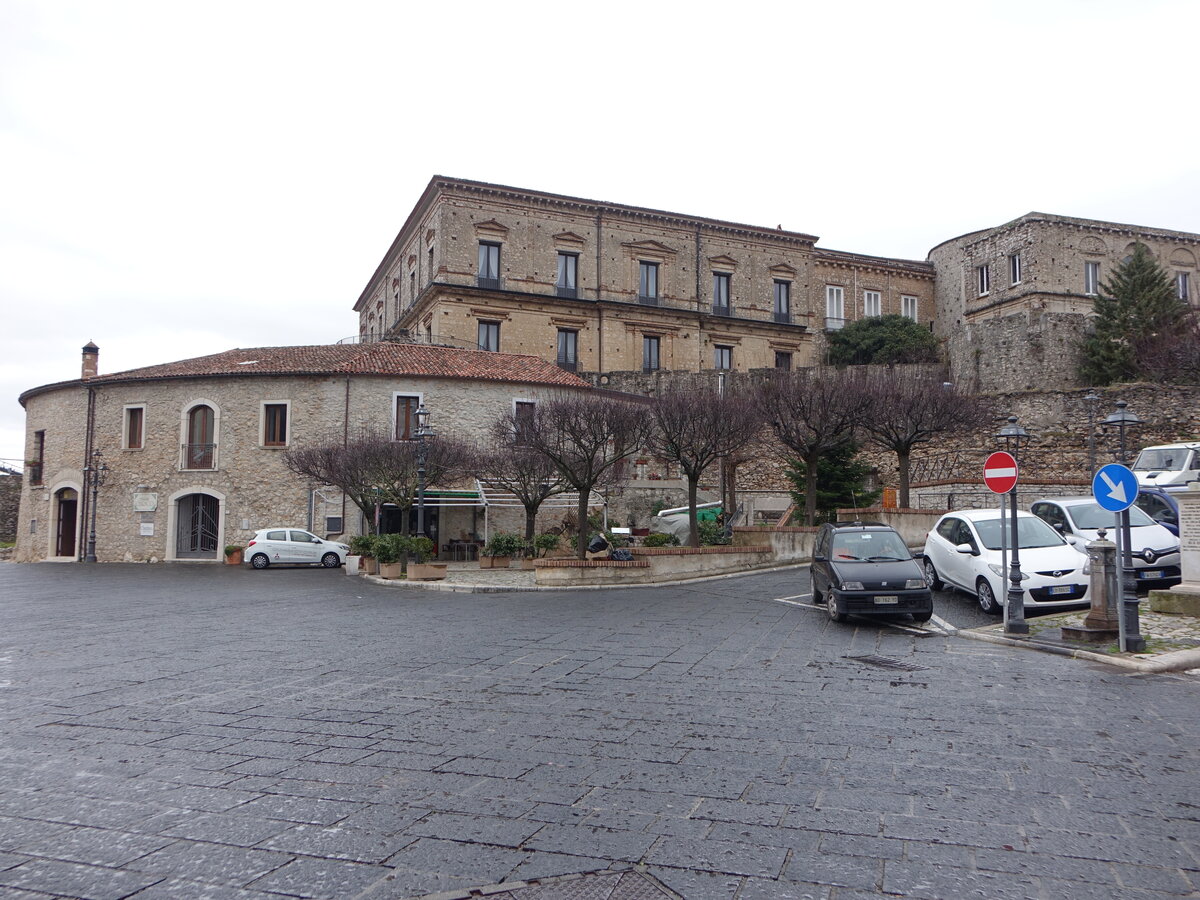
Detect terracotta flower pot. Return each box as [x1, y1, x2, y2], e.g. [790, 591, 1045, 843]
[224, 549, 243, 566]
[408, 562, 448, 581]
[378, 561, 405, 579]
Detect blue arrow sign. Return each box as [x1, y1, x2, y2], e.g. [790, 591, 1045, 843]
[1092, 463, 1138, 512]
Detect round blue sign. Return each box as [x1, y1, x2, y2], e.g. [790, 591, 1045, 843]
[1092, 463, 1138, 512]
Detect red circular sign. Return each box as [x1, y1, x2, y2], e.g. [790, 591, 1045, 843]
[984, 451, 1019, 494]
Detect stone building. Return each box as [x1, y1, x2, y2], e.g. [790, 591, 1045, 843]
[359, 178, 1200, 395]
[355, 176, 937, 378]
[15, 342, 592, 563]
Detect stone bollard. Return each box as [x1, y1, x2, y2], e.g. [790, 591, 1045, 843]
[1061, 531, 1119, 642]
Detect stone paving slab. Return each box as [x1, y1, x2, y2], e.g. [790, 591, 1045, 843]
[0, 562, 1198, 900]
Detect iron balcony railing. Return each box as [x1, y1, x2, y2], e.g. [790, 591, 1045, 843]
[27, 463, 43, 485]
[774, 311, 791, 324]
[182, 443, 216, 470]
[712, 304, 732, 317]
[476, 275, 503, 290]
[557, 358, 578, 372]
[638, 295, 659, 306]
[825, 316, 846, 331]
[556, 285, 579, 299]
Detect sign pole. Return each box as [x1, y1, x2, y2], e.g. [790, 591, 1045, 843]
[984, 450, 1025, 634]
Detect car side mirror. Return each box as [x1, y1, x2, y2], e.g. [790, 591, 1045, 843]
[1064, 534, 1078, 545]
[312, 538, 322, 544]
[1052, 523, 1064, 533]
[812, 554, 827, 563]
[954, 543, 975, 556]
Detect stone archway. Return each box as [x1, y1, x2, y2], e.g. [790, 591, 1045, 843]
[175, 493, 220, 559]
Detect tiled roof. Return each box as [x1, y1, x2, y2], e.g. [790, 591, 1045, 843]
[86, 343, 592, 388]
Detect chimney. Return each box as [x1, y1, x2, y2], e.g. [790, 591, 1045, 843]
[82, 341, 99, 380]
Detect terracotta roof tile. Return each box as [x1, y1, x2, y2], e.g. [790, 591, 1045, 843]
[88, 343, 592, 389]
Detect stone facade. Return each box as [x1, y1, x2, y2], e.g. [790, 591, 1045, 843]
[930, 213, 1200, 393]
[16, 345, 593, 564]
[0, 467, 19, 543]
[356, 177, 936, 377]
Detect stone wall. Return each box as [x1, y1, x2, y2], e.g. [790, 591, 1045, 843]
[0, 470, 19, 542]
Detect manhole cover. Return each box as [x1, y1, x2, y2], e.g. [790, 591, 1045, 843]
[843, 654, 930, 672]
[407, 868, 681, 900]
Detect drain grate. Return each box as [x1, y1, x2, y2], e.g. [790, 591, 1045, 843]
[844, 654, 930, 672]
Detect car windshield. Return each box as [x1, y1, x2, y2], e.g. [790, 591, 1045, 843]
[1134, 448, 1189, 471]
[973, 516, 1065, 550]
[1068, 502, 1155, 529]
[830, 531, 912, 561]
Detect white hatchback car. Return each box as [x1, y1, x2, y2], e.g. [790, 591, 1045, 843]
[244, 528, 349, 569]
[1030, 496, 1181, 590]
[922, 509, 1090, 614]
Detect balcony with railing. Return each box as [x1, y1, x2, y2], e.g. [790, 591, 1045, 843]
[774, 310, 791, 324]
[27, 463, 42, 486]
[557, 357, 578, 373]
[825, 317, 845, 331]
[556, 285, 579, 299]
[182, 443, 216, 470]
[638, 294, 659, 306]
[476, 275, 503, 290]
[712, 303, 732, 317]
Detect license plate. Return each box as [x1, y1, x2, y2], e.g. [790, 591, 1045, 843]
[1139, 570, 1162, 580]
[1048, 585, 1073, 596]
[873, 596, 899, 604]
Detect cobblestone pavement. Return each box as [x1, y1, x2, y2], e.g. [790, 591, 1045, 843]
[0, 563, 1198, 899]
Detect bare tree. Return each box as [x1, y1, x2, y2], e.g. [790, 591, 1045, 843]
[522, 393, 652, 558]
[479, 412, 569, 540]
[646, 387, 762, 546]
[754, 369, 871, 527]
[859, 375, 994, 508]
[284, 430, 473, 535]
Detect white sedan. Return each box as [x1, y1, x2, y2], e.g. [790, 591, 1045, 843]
[244, 528, 349, 569]
[922, 509, 1090, 614]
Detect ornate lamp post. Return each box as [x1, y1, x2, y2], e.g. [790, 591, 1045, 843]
[997, 416, 1030, 635]
[415, 404, 433, 541]
[83, 449, 108, 563]
[1102, 400, 1146, 652]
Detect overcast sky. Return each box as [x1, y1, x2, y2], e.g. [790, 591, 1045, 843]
[3, 0, 1198, 467]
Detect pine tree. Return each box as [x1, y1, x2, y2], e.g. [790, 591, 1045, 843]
[785, 441, 881, 524]
[1080, 243, 1187, 385]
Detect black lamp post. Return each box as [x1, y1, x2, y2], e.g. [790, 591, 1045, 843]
[997, 416, 1029, 635]
[415, 404, 433, 541]
[83, 449, 108, 563]
[1084, 390, 1100, 475]
[1102, 400, 1146, 652]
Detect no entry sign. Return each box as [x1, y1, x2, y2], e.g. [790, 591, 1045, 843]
[984, 451, 1019, 494]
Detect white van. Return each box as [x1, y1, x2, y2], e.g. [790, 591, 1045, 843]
[1132, 442, 1200, 487]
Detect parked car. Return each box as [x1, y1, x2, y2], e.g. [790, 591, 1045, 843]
[1133, 486, 1185, 536]
[921, 509, 1089, 615]
[1133, 442, 1200, 487]
[244, 528, 349, 569]
[811, 521, 933, 623]
[1031, 496, 1181, 590]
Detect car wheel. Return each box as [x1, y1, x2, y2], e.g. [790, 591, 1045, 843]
[250, 553, 270, 570]
[923, 558, 942, 590]
[976, 577, 1002, 615]
[912, 609, 933, 623]
[827, 592, 848, 623]
[321, 552, 341, 568]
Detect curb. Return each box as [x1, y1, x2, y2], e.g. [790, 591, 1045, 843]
[357, 560, 810, 593]
[956, 627, 1200, 673]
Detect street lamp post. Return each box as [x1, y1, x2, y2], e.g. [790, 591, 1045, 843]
[1084, 390, 1100, 475]
[83, 449, 108, 563]
[997, 416, 1029, 635]
[1102, 400, 1146, 652]
[415, 404, 433, 542]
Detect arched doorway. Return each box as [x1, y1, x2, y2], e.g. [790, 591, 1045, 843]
[54, 488, 79, 558]
[176, 493, 220, 559]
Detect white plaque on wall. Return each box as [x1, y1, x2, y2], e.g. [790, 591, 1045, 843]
[140, 522, 155, 536]
[133, 493, 158, 512]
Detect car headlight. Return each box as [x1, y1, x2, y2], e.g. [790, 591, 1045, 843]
[1082, 557, 1091, 575]
[905, 579, 926, 589]
[987, 564, 1029, 581]
[840, 581, 864, 591]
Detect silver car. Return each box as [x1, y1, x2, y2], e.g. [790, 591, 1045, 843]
[245, 528, 348, 569]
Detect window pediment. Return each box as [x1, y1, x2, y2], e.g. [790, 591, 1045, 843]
[708, 254, 738, 271]
[473, 219, 509, 238]
[769, 263, 797, 278]
[553, 231, 587, 248]
[623, 239, 677, 259]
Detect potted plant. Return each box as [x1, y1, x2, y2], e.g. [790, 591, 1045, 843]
[224, 544, 244, 566]
[406, 536, 448, 581]
[349, 534, 378, 575]
[528, 532, 560, 566]
[375, 534, 407, 579]
[480, 531, 523, 569]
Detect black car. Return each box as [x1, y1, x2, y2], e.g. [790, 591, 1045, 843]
[811, 522, 933, 623]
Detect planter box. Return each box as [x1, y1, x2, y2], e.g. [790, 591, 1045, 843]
[408, 562, 448, 581]
[518, 558, 536, 570]
[480, 556, 511, 569]
[359, 556, 377, 575]
[378, 562, 405, 579]
[224, 550, 244, 566]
